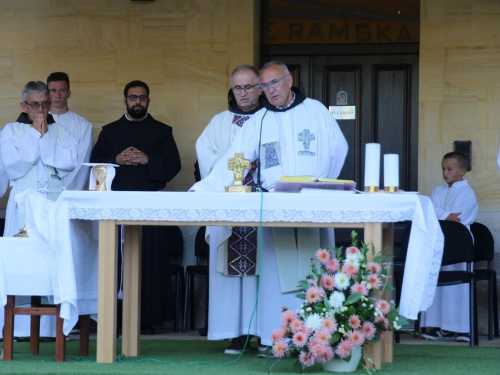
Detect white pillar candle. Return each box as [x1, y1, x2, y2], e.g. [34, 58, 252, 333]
[364, 143, 380, 188]
[384, 154, 399, 187]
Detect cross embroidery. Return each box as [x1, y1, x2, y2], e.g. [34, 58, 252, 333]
[297, 129, 316, 156]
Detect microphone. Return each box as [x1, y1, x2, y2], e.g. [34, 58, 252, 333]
[251, 109, 269, 193]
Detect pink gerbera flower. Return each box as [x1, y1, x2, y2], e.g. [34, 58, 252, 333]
[322, 317, 338, 333]
[309, 341, 326, 356]
[350, 283, 369, 296]
[307, 278, 317, 286]
[366, 274, 382, 289]
[362, 321, 376, 341]
[376, 299, 391, 315]
[272, 340, 289, 358]
[366, 261, 382, 274]
[271, 328, 285, 342]
[335, 339, 354, 358]
[321, 274, 335, 291]
[315, 345, 334, 363]
[347, 330, 366, 347]
[348, 314, 361, 329]
[306, 286, 325, 304]
[292, 331, 308, 347]
[290, 319, 304, 333]
[375, 315, 389, 329]
[315, 248, 330, 264]
[313, 328, 332, 343]
[281, 309, 299, 326]
[342, 263, 359, 279]
[299, 351, 316, 367]
[345, 246, 360, 256]
[325, 258, 340, 273]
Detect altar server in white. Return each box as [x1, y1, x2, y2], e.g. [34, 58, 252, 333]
[421, 151, 477, 342]
[191, 61, 348, 349]
[0, 81, 77, 339]
[47, 72, 93, 190]
[196, 64, 266, 354]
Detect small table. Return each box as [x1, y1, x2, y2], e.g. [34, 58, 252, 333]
[53, 191, 443, 365]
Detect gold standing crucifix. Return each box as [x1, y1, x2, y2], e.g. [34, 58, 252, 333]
[226, 153, 252, 193]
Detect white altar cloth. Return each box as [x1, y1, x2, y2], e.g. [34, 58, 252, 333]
[53, 190, 443, 320]
[0, 190, 99, 337]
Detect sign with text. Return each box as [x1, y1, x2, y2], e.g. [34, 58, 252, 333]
[329, 106, 356, 120]
[267, 19, 419, 44]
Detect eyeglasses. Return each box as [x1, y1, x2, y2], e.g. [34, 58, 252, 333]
[260, 74, 289, 91]
[127, 95, 149, 102]
[232, 84, 260, 95]
[24, 101, 50, 109]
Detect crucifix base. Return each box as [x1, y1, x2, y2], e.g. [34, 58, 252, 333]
[225, 185, 252, 193]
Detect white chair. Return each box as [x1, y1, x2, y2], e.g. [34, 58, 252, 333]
[0, 238, 89, 362]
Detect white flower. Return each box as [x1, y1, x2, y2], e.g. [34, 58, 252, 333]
[304, 313, 324, 331]
[306, 307, 312, 312]
[328, 291, 345, 309]
[334, 273, 350, 290]
[345, 256, 360, 267]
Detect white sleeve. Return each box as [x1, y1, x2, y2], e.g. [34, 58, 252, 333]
[191, 116, 259, 192]
[65, 118, 93, 190]
[39, 128, 78, 177]
[0, 125, 42, 180]
[196, 113, 227, 180]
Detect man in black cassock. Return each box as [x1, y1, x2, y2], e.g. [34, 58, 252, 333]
[90, 80, 181, 334]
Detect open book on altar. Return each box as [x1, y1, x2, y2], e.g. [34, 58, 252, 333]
[274, 176, 356, 193]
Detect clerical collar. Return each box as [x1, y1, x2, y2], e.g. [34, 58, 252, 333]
[16, 112, 56, 125]
[276, 92, 296, 110]
[125, 112, 149, 122]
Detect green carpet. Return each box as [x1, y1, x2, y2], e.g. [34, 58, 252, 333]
[1, 339, 500, 374]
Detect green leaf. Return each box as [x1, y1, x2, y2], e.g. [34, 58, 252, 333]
[299, 280, 311, 290]
[379, 284, 395, 291]
[296, 293, 306, 300]
[345, 292, 362, 305]
[373, 254, 394, 263]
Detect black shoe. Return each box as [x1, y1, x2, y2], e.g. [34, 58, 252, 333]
[199, 327, 208, 336]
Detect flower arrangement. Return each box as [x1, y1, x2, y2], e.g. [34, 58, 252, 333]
[271, 231, 408, 370]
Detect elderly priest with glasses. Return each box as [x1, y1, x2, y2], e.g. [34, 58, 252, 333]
[0, 81, 77, 238]
[191, 61, 348, 352]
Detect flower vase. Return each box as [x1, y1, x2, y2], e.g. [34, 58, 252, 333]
[322, 347, 362, 373]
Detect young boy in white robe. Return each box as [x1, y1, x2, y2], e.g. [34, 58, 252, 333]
[421, 151, 478, 342]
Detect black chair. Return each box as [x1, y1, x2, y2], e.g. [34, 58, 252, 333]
[182, 226, 209, 333]
[470, 222, 499, 340]
[435, 220, 477, 346]
[165, 226, 184, 333]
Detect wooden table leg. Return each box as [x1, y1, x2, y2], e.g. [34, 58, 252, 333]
[363, 222, 395, 369]
[96, 220, 118, 363]
[122, 225, 142, 357]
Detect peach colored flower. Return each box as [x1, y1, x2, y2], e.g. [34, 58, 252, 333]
[362, 321, 376, 340]
[325, 258, 340, 273]
[292, 331, 308, 347]
[366, 261, 382, 274]
[290, 319, 304, 333]
[321, 274, 335, 291]
[272, 340, 289, 358]
[346, 246, 360, 256]
[376, 299, 391, 315]
[315, 248, 330, 264]
[306, 286, 325, 304]
[281, 310, 299, 326]
[299, 351, 316, 367]
[271, 328, 285, 342]
[348, 314, 361, 329]
[366, 274, 382, 289]
[309, 341, 326, 356]
[342, 263, 359, 279]
[350, 283, 369, 296]
[315, 345, 334, 363]
[347, 330, 366, 347]
[313, 328, 332, 343]
[322, 317, 338, 333]
[335, 339, 354, 358]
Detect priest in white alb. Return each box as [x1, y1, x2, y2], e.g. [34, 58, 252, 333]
[191, 61, 348, 349]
